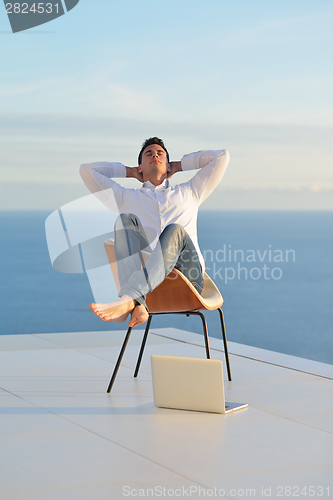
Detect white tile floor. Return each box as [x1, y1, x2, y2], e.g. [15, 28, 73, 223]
[0, 328, 332, 500]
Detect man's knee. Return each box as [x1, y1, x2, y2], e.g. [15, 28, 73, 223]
[163, 223, 186, 238]
[114, 213, 141, 231]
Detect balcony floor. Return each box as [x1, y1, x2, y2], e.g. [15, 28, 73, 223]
[0, 328, 332, 500]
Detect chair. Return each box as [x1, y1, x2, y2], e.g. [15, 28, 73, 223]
[104, 238, 232, 393]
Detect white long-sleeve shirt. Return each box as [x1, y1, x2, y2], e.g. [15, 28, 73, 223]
[80, 149, 230, 273]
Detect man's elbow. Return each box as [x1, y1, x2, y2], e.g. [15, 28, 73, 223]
[214, 150, 230, 177]
[218, 149, 230, 166]
[79, 163, 90, 180]
[221, 149, 230, 160]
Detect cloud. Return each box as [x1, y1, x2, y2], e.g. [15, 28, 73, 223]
[220, 7, 333, 49]
[0, 81, 51, 97]
[1, 114, 332, 193]
[2, 182, 332, 212]
[1, 113, 333, 142]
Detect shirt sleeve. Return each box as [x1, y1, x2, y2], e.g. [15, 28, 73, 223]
[180, 150, 230, 204]
[79, 162, 127, 211]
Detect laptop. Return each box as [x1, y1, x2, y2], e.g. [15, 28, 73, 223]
[151, 355, 248, 414]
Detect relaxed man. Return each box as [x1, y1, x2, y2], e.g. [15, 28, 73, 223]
[80, 137, 230, 328]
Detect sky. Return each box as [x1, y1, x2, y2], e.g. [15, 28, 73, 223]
[0, 0, 332, 210]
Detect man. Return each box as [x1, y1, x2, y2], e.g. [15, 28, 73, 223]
[80, 137, 230, 328]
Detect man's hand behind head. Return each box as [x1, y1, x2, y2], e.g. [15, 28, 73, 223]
[167, 161, 182, 179]
[126, 166, 144, 183]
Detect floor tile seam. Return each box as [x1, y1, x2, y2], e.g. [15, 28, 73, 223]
[224, 378, 332, 388]
[63, 348, 155, 378]
[54, 364, 297, 389]
[64, 347, 122, 366]
[150, 332, 333, 380]
[286, 412, 333, 418]
[67, 345, 185, 371]
[188, 462, 333, 479]
[0, 388, 99, 419]
[278, 415, 333, 435]
[4, 332, 330, 383]
[151, 333, 333, 380]
[194, 462, 332, 480]
[0, 393, 164, 456]
[31, 331, 331, 381]
[31, 332, 149, 349]
[31, 333, 82, 350]
[244, 405, 333, 434]
[0, 348, 63, 353]
[72, 341, 179, 351]
[21, 331, 333, 380]
[3, 400, 297, 429]
[0, 388, 104, 417]
[18, 398, 308, 492]
[0, 388, 186, 470]
[0, 339, 129, 367]
[2, 482, 173, 495]
[151, 332, 329, 366]
[10, 402, 224, 489]
[0, 430, 87, 441]
[1, 482, 235, 498]
[71, 347, 142, 366]
[0, 390, 91, 438]
[33, 332, 76, 345]
[210, 349, 333, 381]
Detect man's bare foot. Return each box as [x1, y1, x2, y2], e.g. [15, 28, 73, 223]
[128, 304, 149, 328]
[89, 295, 135, 323]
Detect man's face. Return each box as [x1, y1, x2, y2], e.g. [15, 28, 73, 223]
[138, 143, 170, 182]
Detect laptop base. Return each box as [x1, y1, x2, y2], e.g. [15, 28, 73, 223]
[224, 402, 248, 413]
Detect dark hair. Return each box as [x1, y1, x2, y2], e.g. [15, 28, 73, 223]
[138, 137, 170, 165]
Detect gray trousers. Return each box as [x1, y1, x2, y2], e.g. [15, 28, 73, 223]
[114, 213, 203, 308]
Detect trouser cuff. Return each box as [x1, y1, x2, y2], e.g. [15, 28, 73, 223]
[118, 290, 148, 310]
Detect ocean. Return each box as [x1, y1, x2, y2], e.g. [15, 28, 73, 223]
[0, 210, 332, 365]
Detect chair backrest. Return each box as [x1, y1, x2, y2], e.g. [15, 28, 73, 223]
[103, 238, 223, 313]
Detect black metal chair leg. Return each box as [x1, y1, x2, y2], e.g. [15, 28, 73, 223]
[217, 308, 232, 381]
[108, 308, 232, 391]
[194, 311, 211, 359]
[133, 314, 153, 378]
[107, 326, 133, 393]
[184, 311, 211, 358]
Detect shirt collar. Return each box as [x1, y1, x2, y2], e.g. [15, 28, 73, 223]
[142, 178, 169, 191]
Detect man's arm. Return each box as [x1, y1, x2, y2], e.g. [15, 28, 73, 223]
[80, 161, 126, 191]
[180, 150, 230, 204]
[80, 161, 146, 212]
[80, 161, 132, 213]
